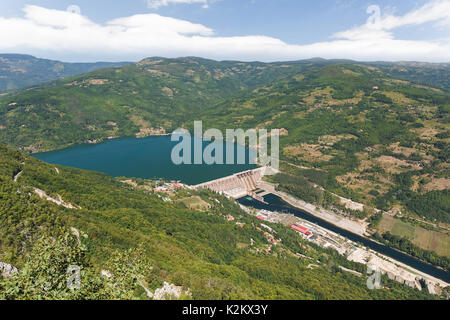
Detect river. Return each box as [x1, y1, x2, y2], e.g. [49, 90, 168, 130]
[238, 193, 450, 283]
[34, 135, 449, 283]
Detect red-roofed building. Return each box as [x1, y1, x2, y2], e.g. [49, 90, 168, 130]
[291, 224, 311, 235]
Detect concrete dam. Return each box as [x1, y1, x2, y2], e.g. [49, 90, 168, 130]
[192, 167, 272, 199]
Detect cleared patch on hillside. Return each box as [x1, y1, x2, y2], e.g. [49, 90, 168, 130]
[411, 120, 448, 141]
[302, 87, 363, 107]
[146, 68, 170, 77]
[176, 196, 211, 211]
[234, 115, 254, 124]
[413, 227, 450, 257]
[303, 87, 333, 105]
[336, 152, 393, 196]
[381, 91, 415, 105]
[283, 143, 333, 162]
[327, 90, 364, 107]
[336, 172, 383, 196]
[162, 87, 174, 98]
[87, 79, 108, 85]
[129, 114, 167, 137]
[388, 142, 417, 157]
[120, 179, 153, 192]
[318, 134, 357, 146]
[423, 178, 450, 192]
[377, 215, 450, 257]
[374, 155, 421, 174]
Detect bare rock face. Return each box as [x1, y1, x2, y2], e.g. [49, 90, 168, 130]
[0, 262, 18, 278]
[152, 282, 191, 300]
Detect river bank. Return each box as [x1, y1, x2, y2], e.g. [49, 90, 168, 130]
[238, 195, 449, 294]
[258, 181, 369, 236]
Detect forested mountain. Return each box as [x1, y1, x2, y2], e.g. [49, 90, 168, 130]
[202, 63, 450, 223]
[0, 54, 130, 92]
[367, 61, 450, 91]
[0, 57, 326, 151]
[0, 57, 448, 258]
[0, 143, 438, 299]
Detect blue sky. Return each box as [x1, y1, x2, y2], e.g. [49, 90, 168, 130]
[0, 0, 449, 62]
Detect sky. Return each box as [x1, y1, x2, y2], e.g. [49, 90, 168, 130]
[0, 0, 449, 62]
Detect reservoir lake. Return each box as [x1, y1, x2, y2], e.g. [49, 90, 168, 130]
[34, 135, 450, 283]
[34, 135, 257, 185]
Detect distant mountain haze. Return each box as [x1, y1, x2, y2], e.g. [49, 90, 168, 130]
[0, 55, 448, 294]
[0, 54, 131, 92]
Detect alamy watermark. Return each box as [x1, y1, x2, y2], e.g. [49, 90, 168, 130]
[366, 265, 382, 290]
[170, 121, 279, 172]
[67, 265, 81, 290]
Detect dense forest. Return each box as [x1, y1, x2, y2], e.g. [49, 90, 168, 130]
[0, 143, 439, 299]
[0, 59, 447, 224]
[0, 57, 448, 277]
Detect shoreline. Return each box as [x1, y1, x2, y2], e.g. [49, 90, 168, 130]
[29, 132, 173, 154]
[262, 181, 449, 272]
[255, 180, 449, 288]
[258, 180, 369, 236]
[240, 194, 449, 291]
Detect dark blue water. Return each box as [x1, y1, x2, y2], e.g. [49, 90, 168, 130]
[238, 193, 450, 283]
[34, 135, 257, 185]
[33, 135, 449, 283]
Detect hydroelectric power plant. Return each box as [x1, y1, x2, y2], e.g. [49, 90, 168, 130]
[192, 167, 274, 201]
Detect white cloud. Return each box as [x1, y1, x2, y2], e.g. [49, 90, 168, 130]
[333, 0, 450, 40]
[0, 2, 449, 62]
[147, 0, 210, 9]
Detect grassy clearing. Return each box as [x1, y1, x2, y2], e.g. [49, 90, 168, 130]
[377, 215, 450, 257]
[176, 196, 211, 211]
[391, 221, 416, 239]
[413, 227, 450, 258]
[377, 215, 396, 233]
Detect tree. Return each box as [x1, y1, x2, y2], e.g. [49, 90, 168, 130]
[0, 231, 154, 300]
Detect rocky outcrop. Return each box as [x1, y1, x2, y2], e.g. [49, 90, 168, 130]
[152, 282, 191, 300]
[34, 188, 80, 209]
[0, 261, 18, 278]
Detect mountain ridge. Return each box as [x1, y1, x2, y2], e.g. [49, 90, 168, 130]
[0, 56, 448, 262]
[0, 54, 131, 92]
[0, 142, 440, 299]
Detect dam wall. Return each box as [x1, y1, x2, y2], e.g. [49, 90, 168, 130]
[192, 167, 269, 199]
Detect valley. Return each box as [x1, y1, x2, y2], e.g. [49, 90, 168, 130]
[0, 56, 448, 300]
[1, 142, 441, 299]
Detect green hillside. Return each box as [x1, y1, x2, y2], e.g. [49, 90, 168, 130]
[0, 57, 318, 151]
[0, 54, 130, 92]
[0, 58, 448, 223]
[368, 61, 450, 91]
[203, 63, 450, 224]
[1, 143, 439, 299]
[0, 58, 448, 260]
